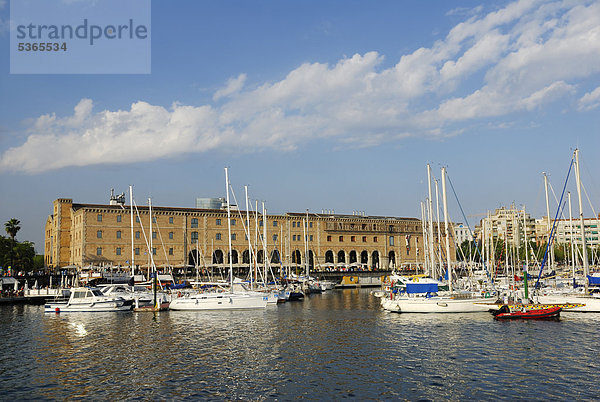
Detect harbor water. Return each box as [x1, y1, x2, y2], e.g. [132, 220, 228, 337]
[1, 289, 599, 400]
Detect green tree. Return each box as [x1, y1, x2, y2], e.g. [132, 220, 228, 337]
[4, 218, 21, 272]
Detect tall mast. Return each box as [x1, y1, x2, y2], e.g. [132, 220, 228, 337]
[149, 197, 153, 278]
[574, 149, 589, 292]
[245, 185, 253, 290]
[303, 210, 309, 277]
[523, 205, 529, 300]
[543, 172, 555, 272]
[255, 200, 259, 284]
[420, 201, 428, 276]
[225, 167, 233, 291]
[427, 164, 436, 278]
[568, 192, 576, 287]
[129, 185, 135, 278]
[262, 201, 268, 284]
[149, 197, 157, 308]
[441, 167, 452, 293]
[434, 179, 443, 280]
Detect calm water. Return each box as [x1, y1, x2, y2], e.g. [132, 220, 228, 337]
[1, 289, 599, 400]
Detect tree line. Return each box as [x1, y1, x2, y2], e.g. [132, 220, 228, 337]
[0, 219, 44, 274]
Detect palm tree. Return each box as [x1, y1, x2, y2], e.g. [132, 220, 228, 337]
[5, 219, 20, 273]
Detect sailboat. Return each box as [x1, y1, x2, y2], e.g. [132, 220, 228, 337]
[382, 166, 492, 313]
[133, 197, 170, 312]
[533, 149, 600, 312]
[169, 168, 268, 311]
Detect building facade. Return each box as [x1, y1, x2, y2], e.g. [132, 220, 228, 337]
[45, 198, 448, 272]
[475, 206, 537, 246]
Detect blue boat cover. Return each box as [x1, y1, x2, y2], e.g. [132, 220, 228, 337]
[406, 283, 438, 294]
[587, 275, 600, 285]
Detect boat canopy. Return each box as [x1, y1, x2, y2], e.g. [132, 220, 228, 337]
[406, 283, 438, 294]
[587, 275, 600, 286]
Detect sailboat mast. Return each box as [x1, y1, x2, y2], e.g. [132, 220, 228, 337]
[225, 167, 233, 292]
[574, 149, 589, 292]
[262, 201, 268, 284]
[245, 185, 253, 290]
[130, 185, 135, 278]
[434, 179, 443, 281]
[523, 205, 529, 300]
[427, 164, 436, 279]
[303, 211, 309, 277]
[568, 192, 576, 286]
[149, 197, 157, 308]
[441, 167, 452, 293]
[420, 201, 428, 276]
[543, 172, 555, 273]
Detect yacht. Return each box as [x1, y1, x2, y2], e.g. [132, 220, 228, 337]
[169, 291, 267, 310]
[45, 287, 133, 312]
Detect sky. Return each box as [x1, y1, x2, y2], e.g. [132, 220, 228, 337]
[0, 0, 599, 253]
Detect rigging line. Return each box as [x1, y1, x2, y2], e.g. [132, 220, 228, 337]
[548, 182, 568, 221]
[152, 216, 171, 269]
[132, 200, 164, 291]
[581, 181, 598, 219]
[445, 173, 491, 282]
[535, 157, 574, 289]
[580, 152, 600, 205]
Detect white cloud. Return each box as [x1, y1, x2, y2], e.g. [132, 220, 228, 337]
[2, 0, 600, 173]
[213, 74, 247, 101]
[578, 86, 600, 112]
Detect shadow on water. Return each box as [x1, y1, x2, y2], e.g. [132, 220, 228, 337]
[1, 290, 599, 400]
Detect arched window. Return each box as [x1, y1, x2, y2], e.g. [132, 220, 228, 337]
[388, 251, 396, 268]
[349, 250, 357, 264]
[372, 250, 380, 269]
[230, 250, 238, 264]
[271, 250, 281, 264]
[212, 250, 224, 264]
[325, 250, 334, 263]
[292, 250, 301, 264]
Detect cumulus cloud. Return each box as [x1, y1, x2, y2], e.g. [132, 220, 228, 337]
[1, 0, 600, 173]
[213, 73, 247, 101]
[578, 86, 600, 111]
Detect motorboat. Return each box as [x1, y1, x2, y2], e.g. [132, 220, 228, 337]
[491, 304, 562, 320]
[45, 287, 133, 312]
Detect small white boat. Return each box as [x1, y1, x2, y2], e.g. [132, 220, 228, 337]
[45, 287, 133, 313]
[168, 291, 268, 311]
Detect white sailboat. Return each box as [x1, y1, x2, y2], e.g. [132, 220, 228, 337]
[383, 166, 491, 313]
[169, 168, 268, 311]
[534, 149, 600, 312]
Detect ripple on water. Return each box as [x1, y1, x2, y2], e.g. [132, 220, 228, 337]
[1, 291, 600, 400]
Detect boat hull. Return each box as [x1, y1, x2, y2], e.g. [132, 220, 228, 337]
[383, 297, 492, 313]
[169, 293, 267, 310]
[535, 294, 600, 312]
[493, 306, 562, 320]
[45, 299, 133, 313]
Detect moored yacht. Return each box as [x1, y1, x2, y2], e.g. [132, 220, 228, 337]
[45, 287, 133, 312]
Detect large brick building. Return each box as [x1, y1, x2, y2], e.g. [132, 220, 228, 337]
[45, 196, 449, 273]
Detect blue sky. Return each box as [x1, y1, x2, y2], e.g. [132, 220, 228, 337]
[1, 0, 600, 253]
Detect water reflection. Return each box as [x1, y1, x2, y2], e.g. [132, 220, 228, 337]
[1, 291, 600, 400]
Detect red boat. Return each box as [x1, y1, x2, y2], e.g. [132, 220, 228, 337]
[491, 305, 562, 320]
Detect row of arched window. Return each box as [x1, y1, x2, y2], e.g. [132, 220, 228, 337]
[187, 249, 397, 267]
